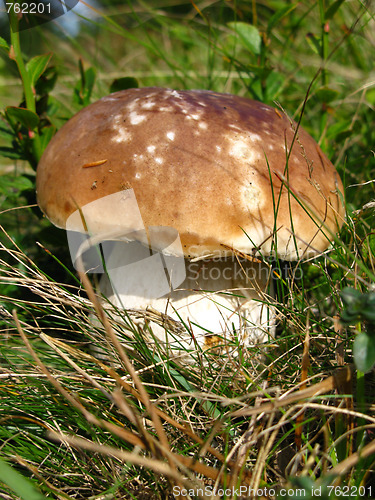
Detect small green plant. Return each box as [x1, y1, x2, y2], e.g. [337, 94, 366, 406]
[1, 13, 56, 168]
[340, 286, 375, 372]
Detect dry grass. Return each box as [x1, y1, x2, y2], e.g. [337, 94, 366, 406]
[1, 219, 374, 498]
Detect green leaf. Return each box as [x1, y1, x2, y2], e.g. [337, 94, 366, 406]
[0, 123, 14, 140]
[315, 86, 339, 104]
[306, 33, 321, 55]
[340, 287, 364, 324]
[38, 125, 56, 151]
[325, 120, 351, 139]
[340, 287, 362, 307]
[74, 62, 97, 107]
[362, 296, 375, 323]
[35, 66, 58, 95]
[5, 106, 39, 130]
[264, 71, 285, 101]
[227, 22, 261, 55]
[267, 4, 298, 34]
[0, 146, 24, 160]
[0, 457, 48, 500]
[341, 287, 364, 304]
[0, 36, 9, 52]
[26, 53, 53, 88]
[366, 88, 375, 106]
[325, 0, 346, 21]
[170, 24, 197, 44]
[0, 175, 33, 205]
[353, 332, 375, 373]
[341, 287, 375, 326]
[363, 310, 375, 323]
[110, 77, 139, 94]
[32, 125, 56, 161]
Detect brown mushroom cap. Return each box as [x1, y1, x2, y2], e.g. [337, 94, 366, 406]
[36, 87, 344, 260]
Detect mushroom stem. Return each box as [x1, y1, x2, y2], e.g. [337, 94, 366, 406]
[99, 241, 276, 357]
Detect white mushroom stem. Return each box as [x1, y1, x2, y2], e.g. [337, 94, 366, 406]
[98, 240, 276, 356]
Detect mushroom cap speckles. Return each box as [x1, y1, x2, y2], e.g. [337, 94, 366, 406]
[36, 87, 345, 260]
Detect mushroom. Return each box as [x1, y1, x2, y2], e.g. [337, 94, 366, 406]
[36, 87, 345, 357]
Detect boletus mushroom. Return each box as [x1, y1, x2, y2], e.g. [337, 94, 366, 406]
[36, 87, 345, 358]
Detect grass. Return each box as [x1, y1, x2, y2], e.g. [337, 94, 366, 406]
[1, 0, 375, 498]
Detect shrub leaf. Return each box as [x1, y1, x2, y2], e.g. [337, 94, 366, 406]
[227, 22, 261, 55]
[353, 332, 375, 373]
